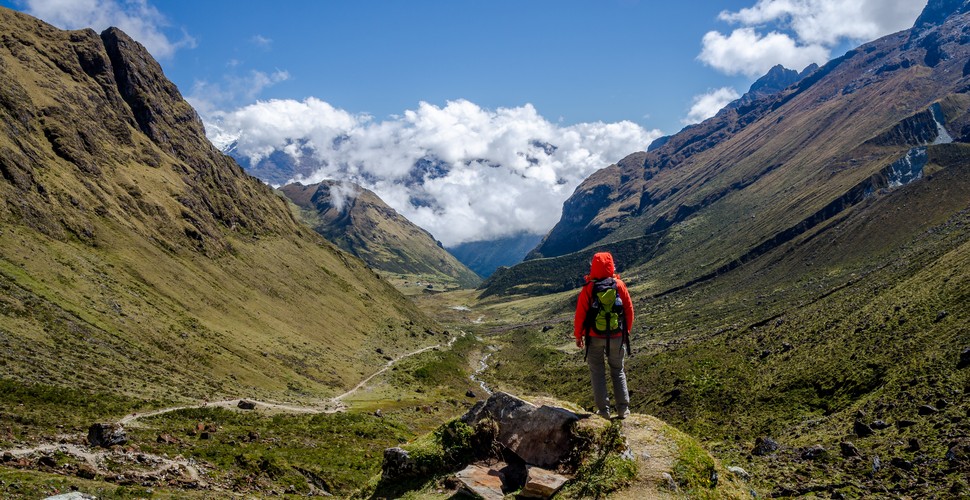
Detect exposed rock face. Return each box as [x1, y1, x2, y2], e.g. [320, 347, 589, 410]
[461, 392, 580, 468]
[914, 0, 970, 31]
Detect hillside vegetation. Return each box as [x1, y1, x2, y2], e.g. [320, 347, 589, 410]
[0, 6, 436, 402]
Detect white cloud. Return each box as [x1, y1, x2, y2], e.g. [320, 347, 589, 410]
[700, 0, 925, 77]
[208, 98, 662, 246]
[699, 28, 829, 78]
[683, 87, 741, 125]
[719, 0, 924, 45]
[21, 0, 195, 59]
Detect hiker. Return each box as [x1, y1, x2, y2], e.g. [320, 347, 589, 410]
[574, 251, 634, 419]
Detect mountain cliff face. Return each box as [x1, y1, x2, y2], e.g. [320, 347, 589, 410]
[280, 180, 481, 287]
[500, 2, 970, 297]
[0, 7, 436, 399]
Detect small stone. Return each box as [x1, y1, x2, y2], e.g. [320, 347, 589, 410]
[906, 438, 921, 452]
[959, 347, 970, 368]
[872, 455, 881, 473]
[854, 420, 874, 437]
[156, 433, 179, 444]
[936, 399, 950, 409]
[870, 420, 889, 430]
[801, 445, 827, 460]
[237, 400, 257, 410]
[374, 409, 384, 418]
[661, 472, 678, 491]
[897, 419, 917, 428]
[76, 464, 98, 480]
[466, 390, 476, 398]
[520, 466, 569, 498]
[752, 437, 780, 456]
[727, 466, 751, 480]
[36, 455, 56, 468]
[918, 405, 939, 416]
[890, 457, 914, 471]
[840, 441, 860, 458]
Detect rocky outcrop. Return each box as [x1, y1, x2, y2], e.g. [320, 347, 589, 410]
[87, 423, 127, 448]
[379, 392, 749, 499]
[460, 392, 579, 468]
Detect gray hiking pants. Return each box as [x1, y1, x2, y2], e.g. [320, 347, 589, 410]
[586, 336, 629, 414]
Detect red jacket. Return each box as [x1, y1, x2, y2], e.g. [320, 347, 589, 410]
[574, 252, 634, 341]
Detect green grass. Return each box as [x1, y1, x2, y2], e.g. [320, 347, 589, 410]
[559, 421, 639, 498]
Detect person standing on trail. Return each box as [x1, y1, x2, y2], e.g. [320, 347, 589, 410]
[574, 251, 634, 419]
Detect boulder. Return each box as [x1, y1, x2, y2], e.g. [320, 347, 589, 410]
[237, 400, 257, 410]
[461, 392, 579, 468]
[87, 423, 127, 448]
[381, 447, 416, 480]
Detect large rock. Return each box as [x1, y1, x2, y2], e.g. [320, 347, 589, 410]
[87, 423, 127, 448]
[462, 392, 580, 468]
[381, 447, 415, 480]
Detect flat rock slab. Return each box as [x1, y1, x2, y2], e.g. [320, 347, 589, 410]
[456, 463, 505, 500]
[521, 466, 570, 498]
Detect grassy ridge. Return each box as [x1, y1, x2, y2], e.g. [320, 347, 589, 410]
[468, 161, 970, 496]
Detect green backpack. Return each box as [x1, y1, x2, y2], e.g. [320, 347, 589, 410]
[585, 277, 624, 335]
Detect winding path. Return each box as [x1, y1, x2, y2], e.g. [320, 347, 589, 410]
[0, 332, 467, 490]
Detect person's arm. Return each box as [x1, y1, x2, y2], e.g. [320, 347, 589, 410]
[619, 280, 634, 333]
[574, 284, 590, 348]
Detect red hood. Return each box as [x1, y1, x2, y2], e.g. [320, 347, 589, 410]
[587, 252, 615, 280]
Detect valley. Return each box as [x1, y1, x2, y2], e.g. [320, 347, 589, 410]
[1, 1, 969, 498]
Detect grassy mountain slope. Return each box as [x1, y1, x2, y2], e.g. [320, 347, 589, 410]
[0, 6, 437, 401]
[473, 158, 969, 495]
[468, 3, 970, 496]
[280, 181, 481, 288]
[492, 6, 970, 299]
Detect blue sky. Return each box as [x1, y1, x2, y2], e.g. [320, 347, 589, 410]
[2, 0, 929, 245]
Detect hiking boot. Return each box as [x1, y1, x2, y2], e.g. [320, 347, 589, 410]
[617, 407, 630, 419]
[597, 408, 611, 419]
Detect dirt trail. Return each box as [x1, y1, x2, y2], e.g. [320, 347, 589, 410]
[0, 333, 466, 487]
[119, 332, 464, 426]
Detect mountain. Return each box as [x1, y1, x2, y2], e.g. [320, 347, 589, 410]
[494, 2, 970, 297]
[279, 180, 481, 287]
[473, 4, 970, 496]
[447, 232, 543, 278]
[0, 6, 438, 400]
[227, 138, 322, 186]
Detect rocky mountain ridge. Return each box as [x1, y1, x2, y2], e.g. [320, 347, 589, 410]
[497, 1, 970, 298]
[0, 6, 435, 399]
[280, 180, 481, 287]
